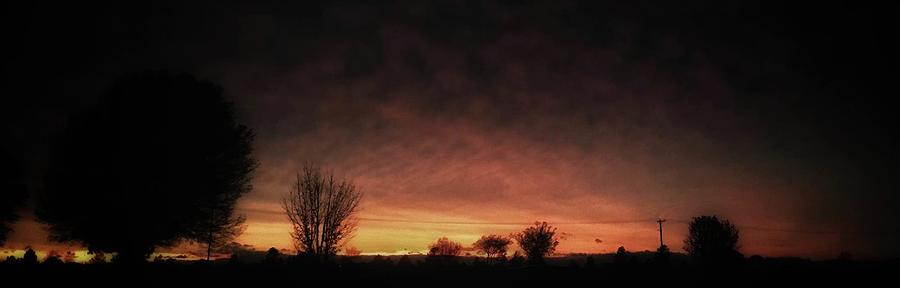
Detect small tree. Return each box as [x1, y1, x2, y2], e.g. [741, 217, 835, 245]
[613, 246, 629, 265]
[473, 234, 512, 261]
[428, 237, 462, 256]
[512, 222, 560, 265]
[23, 248, 37, 265]
[263, 247, 282, 264]
[282, 165, 362, 262]
[683, 215, 742, 266]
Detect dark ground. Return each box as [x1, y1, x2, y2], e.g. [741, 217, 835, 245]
[1, 255, 896, 287]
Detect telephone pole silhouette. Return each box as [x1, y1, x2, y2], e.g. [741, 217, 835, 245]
[656, 218, 666, 248]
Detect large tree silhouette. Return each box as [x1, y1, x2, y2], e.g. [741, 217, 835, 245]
[38, 71, 256, 263]
[512, 222, 560, 265]
[0, 150, 27, 246]
[684, 215, 743, 266]
[282, 165, 362, 262]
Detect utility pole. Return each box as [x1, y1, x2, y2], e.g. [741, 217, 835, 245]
[656, 218, 666, 248]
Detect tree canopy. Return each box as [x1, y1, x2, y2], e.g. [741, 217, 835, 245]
[684, 215, 742, 266]
[38, 71, 256, 263]
[512, 222, 560, 265]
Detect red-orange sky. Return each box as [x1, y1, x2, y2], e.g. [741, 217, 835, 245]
[2, 1, 898, 260]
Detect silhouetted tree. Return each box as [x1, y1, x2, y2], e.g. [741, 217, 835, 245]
[264, 247, 282, 265]
[683, 215, 742, 266]
[426, 237, 462, 266]
[614, 246, 629, 265]
[0, 150, 27, 246]
[43, 255, 64, 266]
[38, 71, 257, 264]
[512, 222, 559, 265]
[23, 247, 37, 265]
[473, 234, 512, 262]
[428, 237, 463, 256]
[282, 165, 362, 262]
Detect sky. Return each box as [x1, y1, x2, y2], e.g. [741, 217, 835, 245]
[2, 1, 899, 260]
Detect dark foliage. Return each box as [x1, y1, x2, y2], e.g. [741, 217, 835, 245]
[38, 71, 256, 263]
[512, 222, 559, 265]
[473, 234, 512, 261]
[684, 215, 743, 266]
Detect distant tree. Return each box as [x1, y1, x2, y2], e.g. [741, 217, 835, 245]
[264, 247, 282, 264]
[428, 237, 463, 256]
[43, 255, 64, 266]
[683, 215, 742, 266]
[614, 246, 630, 265]
[23, 248, 37, 265]
[38, 71, 257, 264]
[473, 234, 512, 262]
[0, 150, 27, 246]
[282, 165, 362, 262]
[512, 222, 560, 265]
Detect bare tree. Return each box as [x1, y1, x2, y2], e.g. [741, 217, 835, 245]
[282, 165, 362, 261]
[473, 234, 512, 261]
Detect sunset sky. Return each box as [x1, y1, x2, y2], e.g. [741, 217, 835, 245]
[2, 1, 898, 261]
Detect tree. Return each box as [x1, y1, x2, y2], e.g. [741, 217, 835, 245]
[263, 247, 282, 265]
[428, 237, 463, 256]
[0, 150, 27, 246]
[38, 71, 257, 264]
[613, 246, 630, 265]
[473, 234, 512, 261]
[512, 222, 560, 265]
[683, 215, 742, 266]
[23, 247, 37, 265]
[282, 165, 362, 262]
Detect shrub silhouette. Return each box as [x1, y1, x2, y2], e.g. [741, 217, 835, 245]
[428, 237, 463, 256]
[684, 215, 743, 266]
[0, 150, 27, 246]
[38, 71, 257, 264]
[473, 234, 512, 262]
[23, 248, 37, 265]
[512, 222, 559, 265]
[263, 247, 282, 265]
[282, 165, 362, 262]
[614, 246, 630, 265]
